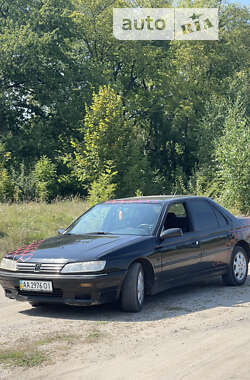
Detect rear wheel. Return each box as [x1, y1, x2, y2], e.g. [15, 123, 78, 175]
[222, 246, 248, 286]
[120, 263, 144, 312]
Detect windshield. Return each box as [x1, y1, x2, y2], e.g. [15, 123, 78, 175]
[66, 201, 163, 236]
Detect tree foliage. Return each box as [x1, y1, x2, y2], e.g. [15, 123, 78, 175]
[87, 161, 117, 207]
[0, 0, 249, 212]
[33, 156, 57, 201]
[70, 85, 151, 196]
[215, 95, 249, 214]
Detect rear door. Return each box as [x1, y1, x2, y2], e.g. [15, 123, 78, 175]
[186, 199, 231, 273]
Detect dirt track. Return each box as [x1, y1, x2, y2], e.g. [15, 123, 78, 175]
[1, 272, 250, 380]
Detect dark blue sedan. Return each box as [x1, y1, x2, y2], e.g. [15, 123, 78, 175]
[0, 196, 249, 312]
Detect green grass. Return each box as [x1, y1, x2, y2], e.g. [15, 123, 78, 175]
[0, 349, 48, 368]
[0, 333, 78, 368]
[35, 333, 77, 346]
[0, 199, 88, 259]
[0, 199, 245, 261]
[85, 329, 106, 343]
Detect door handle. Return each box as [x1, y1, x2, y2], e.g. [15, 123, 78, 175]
[192, 240, 200, 247]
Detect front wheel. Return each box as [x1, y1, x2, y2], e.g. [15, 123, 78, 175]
[120, 263, 144, 312]
[222, 246, 248, 286]
[29, 301, 47, 307]
[29, 301, 41, 307]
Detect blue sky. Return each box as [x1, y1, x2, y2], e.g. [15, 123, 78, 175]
[227, 0, 249, 6]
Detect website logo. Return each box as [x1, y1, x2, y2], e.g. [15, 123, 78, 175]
[113, 8, 218, 41]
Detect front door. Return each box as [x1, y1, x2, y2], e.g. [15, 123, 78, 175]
[159, 202, 202, 287]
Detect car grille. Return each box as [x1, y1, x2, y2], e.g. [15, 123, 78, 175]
[16, 262, 65, 273]
[19, 289, 63, 298]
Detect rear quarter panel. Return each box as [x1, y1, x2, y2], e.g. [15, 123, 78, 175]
[231, 217, 250, 257]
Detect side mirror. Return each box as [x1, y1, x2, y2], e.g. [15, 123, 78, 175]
[160, 228, 183, 240]
[58, 229, 65, 235]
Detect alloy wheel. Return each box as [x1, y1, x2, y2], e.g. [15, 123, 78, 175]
[233, 251, 247, 281]
[137, 270, 144, 305]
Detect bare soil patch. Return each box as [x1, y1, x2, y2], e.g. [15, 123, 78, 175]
[1, 273, 250, 380]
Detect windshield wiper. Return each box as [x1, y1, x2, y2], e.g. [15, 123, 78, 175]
[64, 231, 114, 236]
[87, 232, 113, 235]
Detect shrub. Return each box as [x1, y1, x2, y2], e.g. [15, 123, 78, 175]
[87, 162, 117, 207]
[33, 156, 57, 201]
[215, 99, 250, 214]
[10, 163, 36, 202]
[0, 167, 15, 201]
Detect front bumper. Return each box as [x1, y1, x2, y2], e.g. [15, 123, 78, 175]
[0, 269, 126, 306]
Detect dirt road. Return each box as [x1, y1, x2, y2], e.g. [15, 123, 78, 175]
[1, 273, 250, 380]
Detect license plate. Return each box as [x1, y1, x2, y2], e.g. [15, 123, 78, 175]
[19, 280, 53, 292]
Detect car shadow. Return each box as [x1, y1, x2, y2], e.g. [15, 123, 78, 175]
[20, 273, 250, 323]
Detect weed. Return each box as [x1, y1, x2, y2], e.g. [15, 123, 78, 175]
[85, 329, 106, 343]
[0, 349, 47, 368]
[36, 333, 77, 346]
[0, 333, 78, 368]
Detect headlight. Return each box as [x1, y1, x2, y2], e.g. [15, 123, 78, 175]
[0, 258, 17, 271]
[61, 261, 106, 273]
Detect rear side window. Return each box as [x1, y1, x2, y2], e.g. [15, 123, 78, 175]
[187, 200, 219, 231]
[212, 207, 228, 227]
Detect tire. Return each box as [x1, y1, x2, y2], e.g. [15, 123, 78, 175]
[29, 301, 46, 307]
[120, 263, 144, 312]
[222, 246, 248, 286]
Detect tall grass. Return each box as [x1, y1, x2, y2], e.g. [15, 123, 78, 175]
[0, 198, 246, 261]
[0, 199, 88, 259]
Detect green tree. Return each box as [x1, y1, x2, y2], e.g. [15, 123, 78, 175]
[71, 85, 150, 196]
[215, 96, 249, 214]
[87, 161, 117, 206]
[0, 0, 84, 169]
[33, 156, 57, 201]
[0, 0, 249, 211]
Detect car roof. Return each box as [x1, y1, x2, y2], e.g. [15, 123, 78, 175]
[100, 196, 235, 221]
[106, 195, 206, 203]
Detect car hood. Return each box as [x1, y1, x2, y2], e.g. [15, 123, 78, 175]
[5, 234, 143, 263]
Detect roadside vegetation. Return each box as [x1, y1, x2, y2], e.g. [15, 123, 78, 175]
[0, 329, 108, 368]
[0, 1, 249, 214]
[0, 199, 87, 259]
[0, 198, 247, 261]
[0, 348, 48, 368]
[0, 333, 78, 368]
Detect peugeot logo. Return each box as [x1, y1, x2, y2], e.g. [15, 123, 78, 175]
[34, 263, 42, 272]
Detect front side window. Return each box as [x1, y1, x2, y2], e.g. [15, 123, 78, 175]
[66, 202, 163, 236]
[163, 203, 191, 233]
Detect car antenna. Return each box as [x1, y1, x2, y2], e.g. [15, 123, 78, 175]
[173, 191, 177, 197]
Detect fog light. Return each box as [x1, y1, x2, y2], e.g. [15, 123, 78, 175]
[80, 283, 92, 288]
